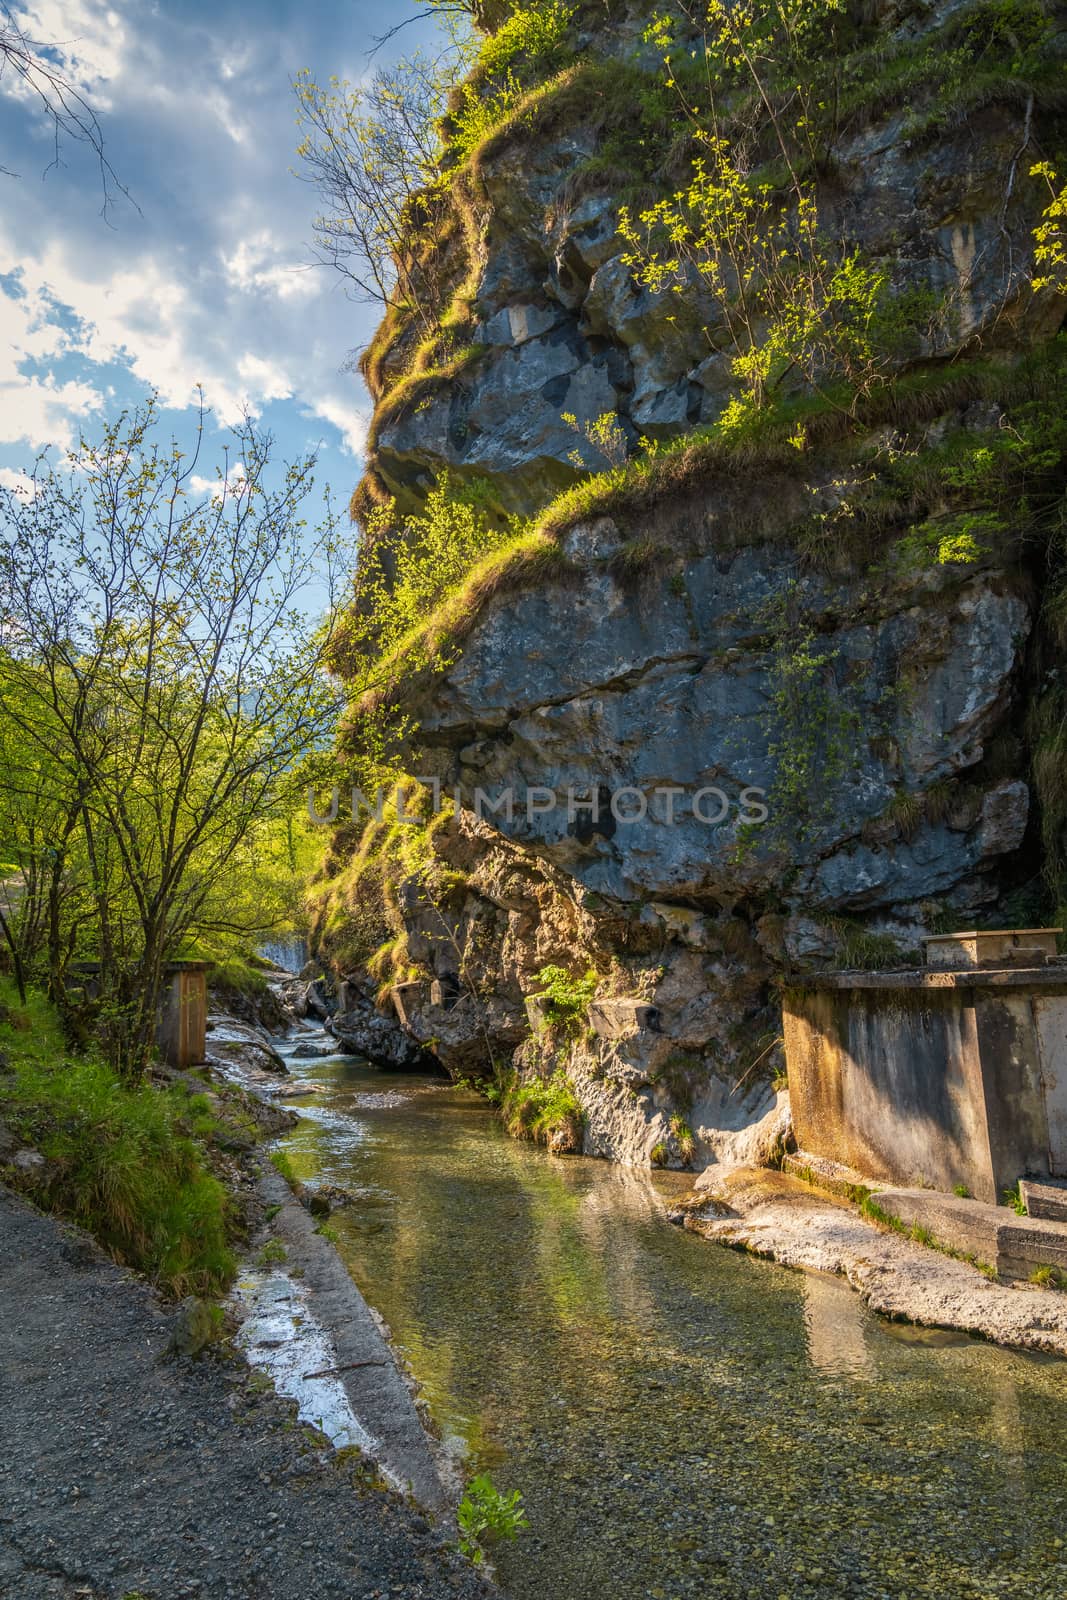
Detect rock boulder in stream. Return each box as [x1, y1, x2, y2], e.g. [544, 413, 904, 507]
[329, 996, 440, 1072]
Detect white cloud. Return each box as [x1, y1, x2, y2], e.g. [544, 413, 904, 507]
[0, 465, 39, 497]
[306, 392, 369, 457]
[189, 458, 247, 500]
[0, 0, 384, 484]
[4, 1, 131, 109]
[224, 234, 317, 302]
[0, 271, 105, 447]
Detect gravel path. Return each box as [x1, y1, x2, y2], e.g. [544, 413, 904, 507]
[0, 1187, 489, 1600]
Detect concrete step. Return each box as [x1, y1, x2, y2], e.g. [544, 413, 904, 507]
[871, 1186, 1067, 1279]
[1021, 1178, 1067, 1223]
[784, 1150, 873, 1202]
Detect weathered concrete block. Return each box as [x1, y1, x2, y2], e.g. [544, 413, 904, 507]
[924, 928, 1061, 969]
[872, 1187, 1067, 1279]
[1021, 1178, 1067, 1222]
[784, 968, 1067, 1204]
[587, 999, 662, 1040]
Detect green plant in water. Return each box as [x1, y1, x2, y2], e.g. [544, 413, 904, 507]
[257, 1239, 288, 1268]
[669, 1114, 696, 1165]
[456, 1472, 529, 1564]
[650, 1141, 668, 1167]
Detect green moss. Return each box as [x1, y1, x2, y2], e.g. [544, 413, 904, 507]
[365, 344, 485, 457]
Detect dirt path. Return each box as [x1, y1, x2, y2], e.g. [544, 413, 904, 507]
[0, 1187, 488, 1600]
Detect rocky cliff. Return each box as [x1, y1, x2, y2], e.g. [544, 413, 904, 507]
[314, 0, 1067, 1172]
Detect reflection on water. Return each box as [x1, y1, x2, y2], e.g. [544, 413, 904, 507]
[274, 1052, 1067, 1600]
[800, 1271, 872, 1380]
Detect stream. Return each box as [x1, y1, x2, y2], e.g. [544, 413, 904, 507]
[262, 1018, 1067, 1600]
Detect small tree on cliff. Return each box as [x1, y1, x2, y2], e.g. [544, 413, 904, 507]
[0, 397, 347, 1076]
[293, 45, 471, 330]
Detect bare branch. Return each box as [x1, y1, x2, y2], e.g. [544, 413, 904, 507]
[0, 5, 137, 219]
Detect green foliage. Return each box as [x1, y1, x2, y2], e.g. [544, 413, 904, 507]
[1002, 1182, 1028, 1216]
[650, 1141, 669, 1167]
[829, 918, 913, 971]
[562, 409, 629, 471]
[457, 1472, 529, 1564]
[450, 2, 574, 162]
[294, 46, 471, 322]
[620, 156, 888, 420]
[257, 1238, 288, 1267]
[1030, 161, 1067, 293]
[953, 1184, 972, 1199]
[332, 476, 525, 775]
[534, 964, 597, 1030]
[669, 1113, 696, 1165]
[1030, 1263, 1067, 1289]
[500, 1067, 584, 1145]
[0, 398, 342, 1076]
[892, 513, 999, 570]
[0, 979, 234, 1295]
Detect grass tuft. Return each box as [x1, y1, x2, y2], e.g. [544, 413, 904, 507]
[0, 979, 235, 1296]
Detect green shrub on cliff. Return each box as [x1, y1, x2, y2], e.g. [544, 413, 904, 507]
[533, 964, 597, 1032]
[450, 1, 575, 161]
[500, 1066, 584, 1147]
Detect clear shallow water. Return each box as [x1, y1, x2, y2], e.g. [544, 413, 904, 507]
[274, 1049, 1067, 1600]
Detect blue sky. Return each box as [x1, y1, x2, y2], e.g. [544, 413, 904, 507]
[0, 0, 440, 509]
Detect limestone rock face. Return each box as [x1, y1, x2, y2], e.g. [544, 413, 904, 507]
[411, 505, 1031, 919]
[373, 65, 1052, 518]
[327, 0, 1066, 1168]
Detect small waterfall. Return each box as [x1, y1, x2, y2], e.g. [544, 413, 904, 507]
[258, 934, 308, 974]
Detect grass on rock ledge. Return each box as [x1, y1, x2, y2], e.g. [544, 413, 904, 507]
[0, 977, 236, 1297]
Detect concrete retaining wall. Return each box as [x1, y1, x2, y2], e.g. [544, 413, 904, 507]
[783, 969, 1067, 1204]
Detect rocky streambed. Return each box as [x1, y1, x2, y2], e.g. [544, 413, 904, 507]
[224, 986, 1067, 1600]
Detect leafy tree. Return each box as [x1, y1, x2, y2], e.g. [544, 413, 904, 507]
[1031, 161, 1067, 292]
[621, 2, 889, 423]
[0, 398, 347, 1075]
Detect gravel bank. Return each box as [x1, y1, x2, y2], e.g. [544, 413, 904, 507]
[677, 1167, 1067, 1356]
[0, 1186, 490, 1600]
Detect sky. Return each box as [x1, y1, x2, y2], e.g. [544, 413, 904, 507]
[0, 0, 440, 510]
